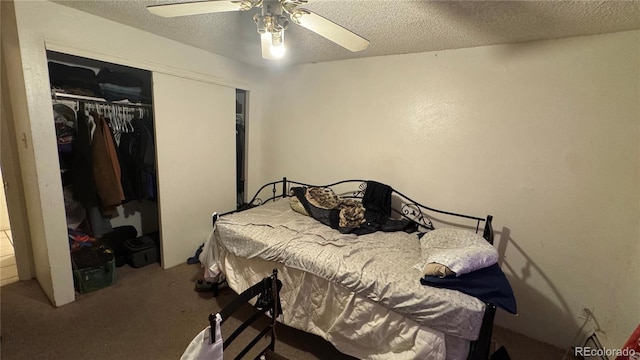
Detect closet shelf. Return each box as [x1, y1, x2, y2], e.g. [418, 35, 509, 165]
[52, 91, 153, 108]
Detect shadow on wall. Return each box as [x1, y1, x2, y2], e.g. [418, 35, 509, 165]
[494, 227, 601, 348]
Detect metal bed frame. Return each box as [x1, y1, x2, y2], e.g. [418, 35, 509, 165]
[210, 269, 284, 360]
[216, 177, 497, 360]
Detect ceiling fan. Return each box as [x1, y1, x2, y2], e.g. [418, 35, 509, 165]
[147, 0, 370, 60]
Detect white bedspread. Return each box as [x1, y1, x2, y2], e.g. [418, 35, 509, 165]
[202, 199, 486, 359]
[219, 249, 451, 360]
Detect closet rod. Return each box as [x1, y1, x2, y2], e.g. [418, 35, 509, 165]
[51, 91, 153, 108]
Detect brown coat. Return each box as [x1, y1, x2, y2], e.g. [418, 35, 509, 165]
[90, 112, 124, 215]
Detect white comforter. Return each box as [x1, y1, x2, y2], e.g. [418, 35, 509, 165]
[202, 199, 486, 359]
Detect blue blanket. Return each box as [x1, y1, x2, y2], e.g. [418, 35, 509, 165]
[420, 263, 517, 314]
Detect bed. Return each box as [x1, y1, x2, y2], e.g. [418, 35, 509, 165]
[199, 178, 515, 360]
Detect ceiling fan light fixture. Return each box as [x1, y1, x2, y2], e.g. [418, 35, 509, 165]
[271, 29, 283, 46]
[254, 1, 289, 59]
[261, 32, 279, 60]
[148, 0, 369, 59]
[269, 43, 286, 58]
[269, 31, 286, 58]
[253, 13, 267, 33]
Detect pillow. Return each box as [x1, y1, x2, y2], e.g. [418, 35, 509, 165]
[288, 190, 309, 216]
[419, 227, 498, 277]
[305, 187, 340, 209]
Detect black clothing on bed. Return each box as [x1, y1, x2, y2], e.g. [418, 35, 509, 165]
[362, 180, 392, 225]
[359, 180, 416, 233]
[291, 186, 415, 235]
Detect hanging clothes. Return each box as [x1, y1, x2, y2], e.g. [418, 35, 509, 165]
[120, 115, 157, 202]
[90, 111, 125, 216]
[140, 115, 157, 201]
[50, 61, 156, 244]
[114, 131, 136, 202]
[53, 103, 76, 154]
[59, 95, 155, 220]
[72, 109, 100, 207]
[118, 128, 142, 202]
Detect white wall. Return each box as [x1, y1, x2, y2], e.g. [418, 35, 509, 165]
[259, 31, 640, 350]
[8, 0, 265, 305]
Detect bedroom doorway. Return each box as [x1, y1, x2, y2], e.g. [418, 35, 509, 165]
[236, 89, 247, 209]
[0, 168, 18, 286]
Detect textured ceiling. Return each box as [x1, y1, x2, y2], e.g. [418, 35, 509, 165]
[51, 0, 640, 68]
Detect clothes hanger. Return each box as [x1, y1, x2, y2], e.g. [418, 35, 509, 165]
[116, 105, 124, 133]
[127, 107, 135, 133]
[110, 104, 117, 132]
[117, 106, 125, 133]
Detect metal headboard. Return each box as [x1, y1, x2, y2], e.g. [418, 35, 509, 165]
[220, 177, 494, 244]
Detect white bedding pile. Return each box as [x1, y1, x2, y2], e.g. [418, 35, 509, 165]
[201, 199, 487, 360]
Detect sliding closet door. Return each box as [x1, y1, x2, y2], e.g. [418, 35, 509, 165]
[153, 73, 236, 269]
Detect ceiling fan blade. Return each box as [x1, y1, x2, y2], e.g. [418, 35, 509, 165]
[291, 9, 369, 52]
[261, 33, 278, 60]
[147, 1, 244, 18]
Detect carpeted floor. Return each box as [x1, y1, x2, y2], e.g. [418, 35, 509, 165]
[1, 263, 569, 360]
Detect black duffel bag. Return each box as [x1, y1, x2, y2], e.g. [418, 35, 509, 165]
[102, 225, 138, 267]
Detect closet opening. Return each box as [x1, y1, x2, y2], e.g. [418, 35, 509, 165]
[236, 89, 247, 209]
[47, 50, 160, 294]
[0, 168, 18, 286]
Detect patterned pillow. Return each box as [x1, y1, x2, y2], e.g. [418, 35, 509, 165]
[305, 187, 340, 209]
